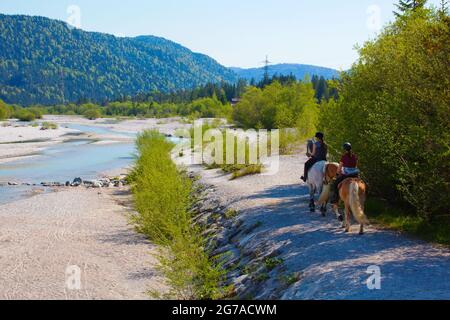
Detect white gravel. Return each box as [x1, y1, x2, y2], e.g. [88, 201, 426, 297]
[0, 187, 166, 300]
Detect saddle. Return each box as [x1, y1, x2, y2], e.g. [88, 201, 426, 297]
[338, 175, 361, 190]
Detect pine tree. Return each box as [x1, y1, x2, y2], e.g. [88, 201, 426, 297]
[394, 0, 427, 17]
[439, 0, 449, 15]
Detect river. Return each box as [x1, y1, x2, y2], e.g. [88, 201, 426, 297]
[0, 123, 179, 205]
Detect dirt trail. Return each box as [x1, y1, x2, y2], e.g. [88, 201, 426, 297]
[191, 154, 450, 300]
[0, 188, 165, 300]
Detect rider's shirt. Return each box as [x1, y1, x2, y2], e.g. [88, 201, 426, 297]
[314, 142, 328, 161]
[341, 153, 358, 168]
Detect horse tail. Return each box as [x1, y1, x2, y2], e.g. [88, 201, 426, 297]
[348, 182, 369, 225]
[318, 183, 330, 205]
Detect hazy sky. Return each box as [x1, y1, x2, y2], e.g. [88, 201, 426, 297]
[0, 0, 442, 70]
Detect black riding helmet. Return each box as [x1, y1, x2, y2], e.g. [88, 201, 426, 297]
[343, 142, 352, 151]
[315, 132, 324, 140]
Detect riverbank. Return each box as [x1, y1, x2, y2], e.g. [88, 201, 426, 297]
[0, 116, 189, 166]
[0, 186, 167, 299]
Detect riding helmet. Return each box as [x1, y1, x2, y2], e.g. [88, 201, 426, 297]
[315, 132, 324, 140]
[343, 142, 352, 151]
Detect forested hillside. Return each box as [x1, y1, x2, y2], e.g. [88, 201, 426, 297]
[0, 14, 237, 106]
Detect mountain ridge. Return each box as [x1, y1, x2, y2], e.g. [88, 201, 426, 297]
[0, 14, 236, 105]
[0, 14, 340, 106]
[230, 63, 340, 82]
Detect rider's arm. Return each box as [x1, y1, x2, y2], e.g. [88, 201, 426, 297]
[311, 144, 317, 157]
[339, 162, 344, 175]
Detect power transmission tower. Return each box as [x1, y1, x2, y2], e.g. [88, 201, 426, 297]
[261, 55, 272, 83]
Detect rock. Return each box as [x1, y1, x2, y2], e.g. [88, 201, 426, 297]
[92, 181, 102, 188]
[72, 177, 83, 186]
[41, 182, 63, 187]
[65, 181, 71, 187]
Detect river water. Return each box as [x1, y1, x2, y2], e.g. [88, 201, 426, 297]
[0, 123, 152, 205]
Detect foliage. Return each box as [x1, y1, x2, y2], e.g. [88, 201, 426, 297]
[130, 131, 225, 299]
[83, 108, 102, 120]
[41, 122, 58, 130]
[319, 6, 450, 220]
[12, 108, 36, 121]
[366, 198, 450, 246]
[232, 81, 320, 131]
[0, 99, 9, 119]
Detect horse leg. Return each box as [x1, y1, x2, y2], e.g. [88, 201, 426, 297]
[333, 204, 344, 225]
[320, 204, 327, 217]
[359, 224, 364, 235]
[318, 185, 327, 216]
[309, 185, 316, 212]
[344, 204, 351, 233]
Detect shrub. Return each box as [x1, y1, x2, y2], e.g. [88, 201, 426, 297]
[13, 109, 36, 122]
[0, 99, 9, 120]
[41, 122, 58, 130]
[84, 108, 102, 120]
[130, 131, 224, 299]
[27, 107, 44, 119]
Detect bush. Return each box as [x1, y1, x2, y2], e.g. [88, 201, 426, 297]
[319, 8, 450, 221]
[83, 108, 102, 120]
[13, 109, 36, 122]
[27, 107, 44, 119]
[41, 122, 58, 130]
[0, 99, 9, 120]
[130, 131, 224, 299]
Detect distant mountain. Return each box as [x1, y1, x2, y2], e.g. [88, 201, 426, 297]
[231, 63, 340, 82]
[0, 14, 237, 106]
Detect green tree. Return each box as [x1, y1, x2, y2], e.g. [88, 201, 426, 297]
[84, 108, 102, 120]
[395, 0, 427, 16]
[319, 6, 449, 220]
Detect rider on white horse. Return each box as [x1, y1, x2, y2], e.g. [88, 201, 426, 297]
[301, 132, 328, 182]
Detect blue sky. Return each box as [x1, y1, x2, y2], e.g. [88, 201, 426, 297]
[0, 0, 442, 70]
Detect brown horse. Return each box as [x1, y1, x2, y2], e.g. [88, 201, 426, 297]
[334, 178, 369, 235]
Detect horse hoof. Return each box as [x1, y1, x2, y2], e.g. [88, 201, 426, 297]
[359, 232, 364, 236]
[338, 215, 344, 222]
[344, 228, 350, 233]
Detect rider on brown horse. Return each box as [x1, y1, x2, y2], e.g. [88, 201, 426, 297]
[330, 142, 360, 209]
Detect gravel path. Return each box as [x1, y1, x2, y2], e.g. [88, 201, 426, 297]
[192, 154, 450, 300]
[0, 188, 165, 300]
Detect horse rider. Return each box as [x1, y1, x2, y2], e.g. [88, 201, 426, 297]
[330, 142, 360, 206]
[301, 132, 328, 182]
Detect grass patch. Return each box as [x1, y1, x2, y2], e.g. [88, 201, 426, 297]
[279, 273, 301, 287]
[366, 198, 450, 246]
[224, 209, 239, 220]
[230, 164, 262, 180]
[129, 131, 226, 299]
[189, 122, 267, 180]
[264, 257, 284, 271]
[41, 122, 58, 130]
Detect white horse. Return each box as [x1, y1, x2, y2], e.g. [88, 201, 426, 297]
[306, 160, 340, 216]
[307, 161, 328, 215]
